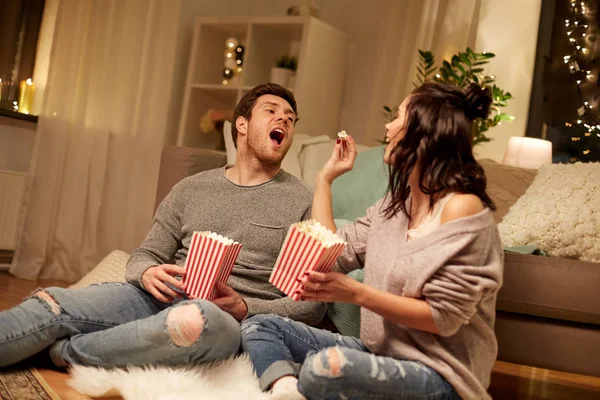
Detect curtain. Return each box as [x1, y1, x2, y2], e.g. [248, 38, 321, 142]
[11, 0, 181, 281]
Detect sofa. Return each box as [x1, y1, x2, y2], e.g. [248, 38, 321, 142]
[81, 141, 599, 378]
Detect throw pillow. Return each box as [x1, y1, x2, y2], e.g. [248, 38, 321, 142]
[70, 250, 130, 289]
[478, 159, 537, 224]
[326, 269, 363, 338]
[331, 146, 388, 221]
[223, 121, 305, 180]
[499, 162, 600, 262]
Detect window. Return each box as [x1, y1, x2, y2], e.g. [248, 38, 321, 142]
[0, 0, 46, 115]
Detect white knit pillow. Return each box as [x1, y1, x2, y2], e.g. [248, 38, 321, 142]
[499, 162, 600, 262]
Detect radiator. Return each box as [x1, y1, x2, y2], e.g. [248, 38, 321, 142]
[0, 170, 27, 250]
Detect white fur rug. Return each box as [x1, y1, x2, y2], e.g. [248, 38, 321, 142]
[68, 355, 270, 400]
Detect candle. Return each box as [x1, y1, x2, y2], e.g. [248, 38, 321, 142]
[18, 78, 36, 115]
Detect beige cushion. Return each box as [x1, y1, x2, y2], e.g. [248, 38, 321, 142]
[479, 159, 537, 224]
[155, 147, 227, 212]
[499, 162, 600, 262]
[498, 252, 600, 324]
[70, 250, 129, 288]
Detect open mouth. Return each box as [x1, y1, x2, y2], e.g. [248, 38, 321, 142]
[270, 128, 285, 145]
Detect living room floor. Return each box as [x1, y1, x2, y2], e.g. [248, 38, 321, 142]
[1, 272, 599, 400]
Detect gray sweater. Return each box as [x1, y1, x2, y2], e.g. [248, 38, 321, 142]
[337, 197, 503, 400]
[126, 167, 325, 325]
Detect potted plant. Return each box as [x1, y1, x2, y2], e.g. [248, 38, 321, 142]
[270, 55, 298, 88]
[383, 48, 514, 146]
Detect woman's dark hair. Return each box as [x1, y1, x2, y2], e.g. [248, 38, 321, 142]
[383, 82, 496, 219]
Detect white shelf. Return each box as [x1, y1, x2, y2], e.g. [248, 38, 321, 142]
[177, 16, 348, 149]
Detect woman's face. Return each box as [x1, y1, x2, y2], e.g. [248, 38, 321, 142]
[383, 97, 410, 165]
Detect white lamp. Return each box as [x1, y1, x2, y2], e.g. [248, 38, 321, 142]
[502, 136, 553, 169]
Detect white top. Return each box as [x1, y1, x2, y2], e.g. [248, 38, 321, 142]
[407, 193, 456, 241]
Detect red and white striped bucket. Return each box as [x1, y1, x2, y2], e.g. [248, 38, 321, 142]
[269, 222, 346, 300]
[182, 231, 242, 300]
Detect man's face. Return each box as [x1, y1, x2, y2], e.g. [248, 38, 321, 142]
[241, 94, 296, 165]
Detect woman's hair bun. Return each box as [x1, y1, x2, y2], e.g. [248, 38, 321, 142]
[463, 82, 492, 120]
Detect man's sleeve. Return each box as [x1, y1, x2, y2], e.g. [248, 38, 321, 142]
[125, 185, 183, 288]
[243, 296, 326, 326]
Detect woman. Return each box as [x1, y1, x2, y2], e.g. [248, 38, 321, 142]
[240, 82, 503, 400]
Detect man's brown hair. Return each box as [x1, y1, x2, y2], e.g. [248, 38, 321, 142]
[231, 83, 298, 147]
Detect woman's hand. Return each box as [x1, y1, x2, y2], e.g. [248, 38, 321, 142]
[296, 270, 364, 304]
[319, 135, 358, 184]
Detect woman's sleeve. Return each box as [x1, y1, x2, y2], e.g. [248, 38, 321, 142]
[334, 204, 377, 273]
[422, 253, 502, 337]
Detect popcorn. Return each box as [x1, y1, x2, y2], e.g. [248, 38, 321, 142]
[337, 130, 348, 140]
[182, 231, 242, 300]
[269, 220, 347, 300]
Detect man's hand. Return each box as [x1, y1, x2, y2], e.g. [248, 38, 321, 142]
[211, 282, 248, 321]
[141, 264, 186, 303]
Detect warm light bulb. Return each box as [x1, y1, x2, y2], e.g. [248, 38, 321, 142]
[568, 30, 573, 35]
[577, 119, 582, 124]
[583, 33, 587, 37]
[26, 78, 33, 85]
[570, 38, 576, 42]
[585, 101, 589, 105]
[577, 80, 582, 84]
[577, 45, 581, 49]
[435, 74, 441, 78]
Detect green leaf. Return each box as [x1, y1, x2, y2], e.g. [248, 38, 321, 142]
[481, 52, 495, 59]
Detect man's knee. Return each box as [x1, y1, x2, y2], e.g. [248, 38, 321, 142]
[167, 301, 240, 356]
[166, 304, 205, 347]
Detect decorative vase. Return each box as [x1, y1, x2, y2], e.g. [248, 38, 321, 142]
[270, 67, 294, 87]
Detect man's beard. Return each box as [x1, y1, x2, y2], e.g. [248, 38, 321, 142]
[246, 133, 288, 165]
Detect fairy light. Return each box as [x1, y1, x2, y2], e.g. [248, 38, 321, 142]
[562, 0, 598, 160]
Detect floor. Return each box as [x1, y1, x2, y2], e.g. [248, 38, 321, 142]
[1, 271, 599, 400]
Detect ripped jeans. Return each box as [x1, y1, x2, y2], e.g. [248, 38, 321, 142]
[241, 315, 460, 400]
[0, 283, 240, 368]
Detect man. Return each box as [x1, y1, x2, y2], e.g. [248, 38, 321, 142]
[0, 83, 324, 368]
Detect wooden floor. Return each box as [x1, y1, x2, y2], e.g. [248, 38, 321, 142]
[1, 271, 599, 400]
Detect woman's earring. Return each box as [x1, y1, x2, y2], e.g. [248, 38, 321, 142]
[385, 137, 391, 143]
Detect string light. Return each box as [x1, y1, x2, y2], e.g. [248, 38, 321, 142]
[562, 0, 598, 161]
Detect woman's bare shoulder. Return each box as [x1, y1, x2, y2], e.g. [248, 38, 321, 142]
[440, 193, 485, 224]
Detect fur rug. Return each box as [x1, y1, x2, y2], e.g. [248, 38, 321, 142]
[68, 355, 270, 400]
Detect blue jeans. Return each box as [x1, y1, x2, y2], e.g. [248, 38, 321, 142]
[241, 314, 460, 400]
[0, 283, 240, 368]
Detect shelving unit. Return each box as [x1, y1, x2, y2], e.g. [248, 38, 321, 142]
[177, 16, 348, 149]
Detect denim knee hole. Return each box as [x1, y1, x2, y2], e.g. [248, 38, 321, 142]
[166, 303, 206, 347]
[28, 289, 62, 316]
[310, 347, 348, 378]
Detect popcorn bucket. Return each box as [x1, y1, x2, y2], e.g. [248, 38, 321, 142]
[182, 231, 242, 300]
[270, 220, 346, 300]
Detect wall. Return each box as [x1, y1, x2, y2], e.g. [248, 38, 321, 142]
[167, 0, 393, 144]
[169, 0, 541, 155]
[474, 0, 542, 160]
